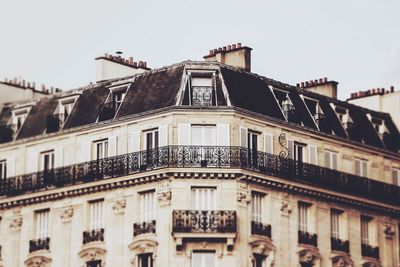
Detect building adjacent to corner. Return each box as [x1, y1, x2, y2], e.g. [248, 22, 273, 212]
[0, 44, 399, 267]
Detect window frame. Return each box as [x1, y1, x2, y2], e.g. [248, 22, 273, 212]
[251, 191, 265, 223]
[40, 150, 55, 171]
[93, 139, 109, 160]
[191, 250, 216, 267]
[34, 208, 50, 240]
[88, 199, 105, 231]
[191, 187, 217, 210]
[355, 158, 368, 177]
[0, 160, 6, 180]
[139, 190, 156, 222]
[325, 150, 338, 170]
[191, 125, 216, 146]
[298, 202, 311, 233]
[188, 71, 217, 107]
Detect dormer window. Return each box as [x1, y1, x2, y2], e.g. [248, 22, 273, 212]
[112, 90, 125, 111]
[274, 89, 295, 121]
[335, 106, 353, 130]
[47, 96, 77, 133]
[58, 97, 77, 123]
[98, 85, 128, 121]
[187, 72, 217, 107]
[367, 115, 386, 137]
[304, 97, 324, 123]
[11, 107, 30, 132]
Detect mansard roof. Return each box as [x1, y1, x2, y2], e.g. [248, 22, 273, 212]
[0, 61, 399, 154]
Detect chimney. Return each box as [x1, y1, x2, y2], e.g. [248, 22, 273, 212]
[203, 42, 252, 72]
[297, 77, 338, 99]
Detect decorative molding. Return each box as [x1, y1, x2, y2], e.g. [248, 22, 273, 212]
[280, 201, 292, 216]
[112, 199, 126, 214]
[60, 206, 74, 223]
[342, 154, 353, 160]
[298, 247, 321, 266]
[331, 254, 353, 267]
[237, 183, 251, 205]
[157, 180, 172, 207]
[128, 238, 158, 266]
[24, 253, 52, 267]
[78, 246, 106, 267]
[10, 215, 23, 232]
[383, 224, 395, 239]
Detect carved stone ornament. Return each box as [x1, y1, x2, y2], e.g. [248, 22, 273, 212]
[112, 199, 126, 214]
[157, 180, 172, 206]
[24, 255, 52, 267]
[362, 261, 382, 267]
[249, 239, 276, 267]
[128, 239, 158, 266]
[383, 224, 395, 239]
[10, 215, 23, 231]
[298, 248, 320, 267]
[237, 183, 251, 204]
[60, 206, 74, 222]
[280, 201, 292, 216]
[332, 255, 353, 267]
[78, 247, 106, 267]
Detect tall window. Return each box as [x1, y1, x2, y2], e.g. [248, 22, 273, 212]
[393, 168, 400, 186]
[325, 150, 338, 170]
[145, 129, 159, 150]
[89, 199, 104, 230]
[191, 126, 216, 146]
[59, 99, 75, 122]
[86, 260, 102, 267]
[294, 142, 306, 162]
[35, 209, 50, 240]
[138, 253, 153, 267]
[191, 76, 214, 107]
[355, 158, 368, 177]
[361, 215, 371, 245]
[298, 202, 310, 232]
[93, 139, 108, 160]
[0, 160, 6, 179]
[40, 150, 54, 171]
[330, 209, 342, 239]
[251, 192, 264, 223]
[140, 191, 156, 222]
[112, 90, 125, 110]
[192, 251, 216, 267]
[247, 131, 259, 166]
[192, 187, 216, 210]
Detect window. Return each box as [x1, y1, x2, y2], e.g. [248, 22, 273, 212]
[393, 168, 400, 186]
[93, 139, 108, 160]
[145, 129, 159, 151]
[192, 187, 216, 210]
[251, 192, 264, 223]
[111, 90, 126, 111]
[325, 150, 338, 170]
[192, 251, 216, 267]
[58, 98, 76, 123]
[140, 191, 156, 222]
[330, 209, 342, 239]
[355, 158, 368, 177]
[40, 150, 54, 171]
[0, 160, 6, 180]
[13, 110, 29, 131]
[86, 260, 102, 267]
[190, 76, 215, 106]
[298, 202, 310, 232]
[35, 209, 50, 240]
[138, 253, 153, 267]
[88, 199, 104, 231]
[274, 89, 294, 120]
[294, 142, 306, 162]
[253, 254, 266, 267]
[191, 125, 216, 146]
[361, 215, 371, 245]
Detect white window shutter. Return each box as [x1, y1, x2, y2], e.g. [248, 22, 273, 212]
[54, 147, 64, 168]
[159, 125, 168, 147]
[27, 152, 38, 173]
[325, 151, 330, 168]
[6, 156, 16, 177]
[332, 153, 338, 170]
[355, 160, 361, 176]
[108, 136, 117, 157]
[81, 142, 91, 162]
[178, 123, 191, 145]
[362, 161, 368, 177]
[288, 139, 294, 159]
[129, 131, 141, 152]
[216, 123, 230, 146]
[264, 133, 273, 154]
[309, 145, 317, 165]
[240, 127, 248, 148]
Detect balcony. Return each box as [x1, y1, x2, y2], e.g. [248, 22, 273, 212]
[29, 238, 50, 253]
[251, 221, 271, 238]
[298, 231, 318, 247]
[98, 102, 117, 121]
[0, 146, 398, 207]
[331, 237, 349, 253]
[133, 220, 156, 237]
[83, 229, 104, 245]
[361, 243, 379, 259]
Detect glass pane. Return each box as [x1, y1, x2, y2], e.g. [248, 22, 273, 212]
[203, 127, 216, 146]
[204, 253, 215, 267]
[191, 127, 203, 145]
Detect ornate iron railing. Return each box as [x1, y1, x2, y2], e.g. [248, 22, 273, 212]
[0, 146, 399, 206]
[172, 210, 237, 233]
[251, 221, 271, 238]
[361, 243, 379, 259]
[133, 220, 156, 237]
[29, 237, 50, 253]
[83, 229, 104, 244]
[331, 237, 349, 253]
[298, 230, 318, 247]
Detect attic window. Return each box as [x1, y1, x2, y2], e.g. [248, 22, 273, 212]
[59, 97, 77, 123]
[368, 115, 386, 137]
[335, 106, 353, 129]
[273, 89, 295, 120]
[98, 85, 128, 121]
[188, 73, 217, 106]
[11, 108, 30, 132]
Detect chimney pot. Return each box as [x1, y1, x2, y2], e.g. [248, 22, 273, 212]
[32, 82, 35, 89]
[319, 78, 323, 83]
[129, 57, 133, 64]
[104, 53, 108, 57]
[227, 45, 232, 50]
[22, 80, 26, 87]
[324, 77, 328, 82]
[27, 82, 30, 88]
[133, 62, 137, 67]
[223, 46, 227, 51]
[301, 82, 304, 87]
[213, 49, 218, 54]
[314, 79, 318, 84]
[390, 86, 394, 92]
[209, 50, 213, 55]
[144, 61, 147, 68]
[305, 82, 310, 86]
[218, 47, 222, 52]
[372, 89, 376, 94]
[237, 43, 242, 48]
[232, 44, 237, 49]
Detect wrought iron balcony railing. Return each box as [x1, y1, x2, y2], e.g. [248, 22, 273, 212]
[133, 220, 156, 237]
[0, 146, 399, 206]
[83, 229, 104, 244]
[331, 237, 349, 253]
[298, 230, 318, 247]
[251, 221, 271, 238]
[172, 210, 237, 233]
[29, 237, 50, 253]
[361, 243, 379, 259]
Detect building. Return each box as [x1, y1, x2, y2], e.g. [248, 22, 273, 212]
[347, 87, 400, 130]
[0, 43, 399, 267]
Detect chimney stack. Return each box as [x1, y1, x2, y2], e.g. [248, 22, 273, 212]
[297, 77, 338, 99]
[203, 42, 252, 72]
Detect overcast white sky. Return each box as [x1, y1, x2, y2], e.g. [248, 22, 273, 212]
[0, 0, 399, 100]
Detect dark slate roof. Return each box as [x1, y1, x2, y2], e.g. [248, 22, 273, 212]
[0, 61, 399, 154]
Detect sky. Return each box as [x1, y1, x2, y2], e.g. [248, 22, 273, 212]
[0, 0, 399, 100]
